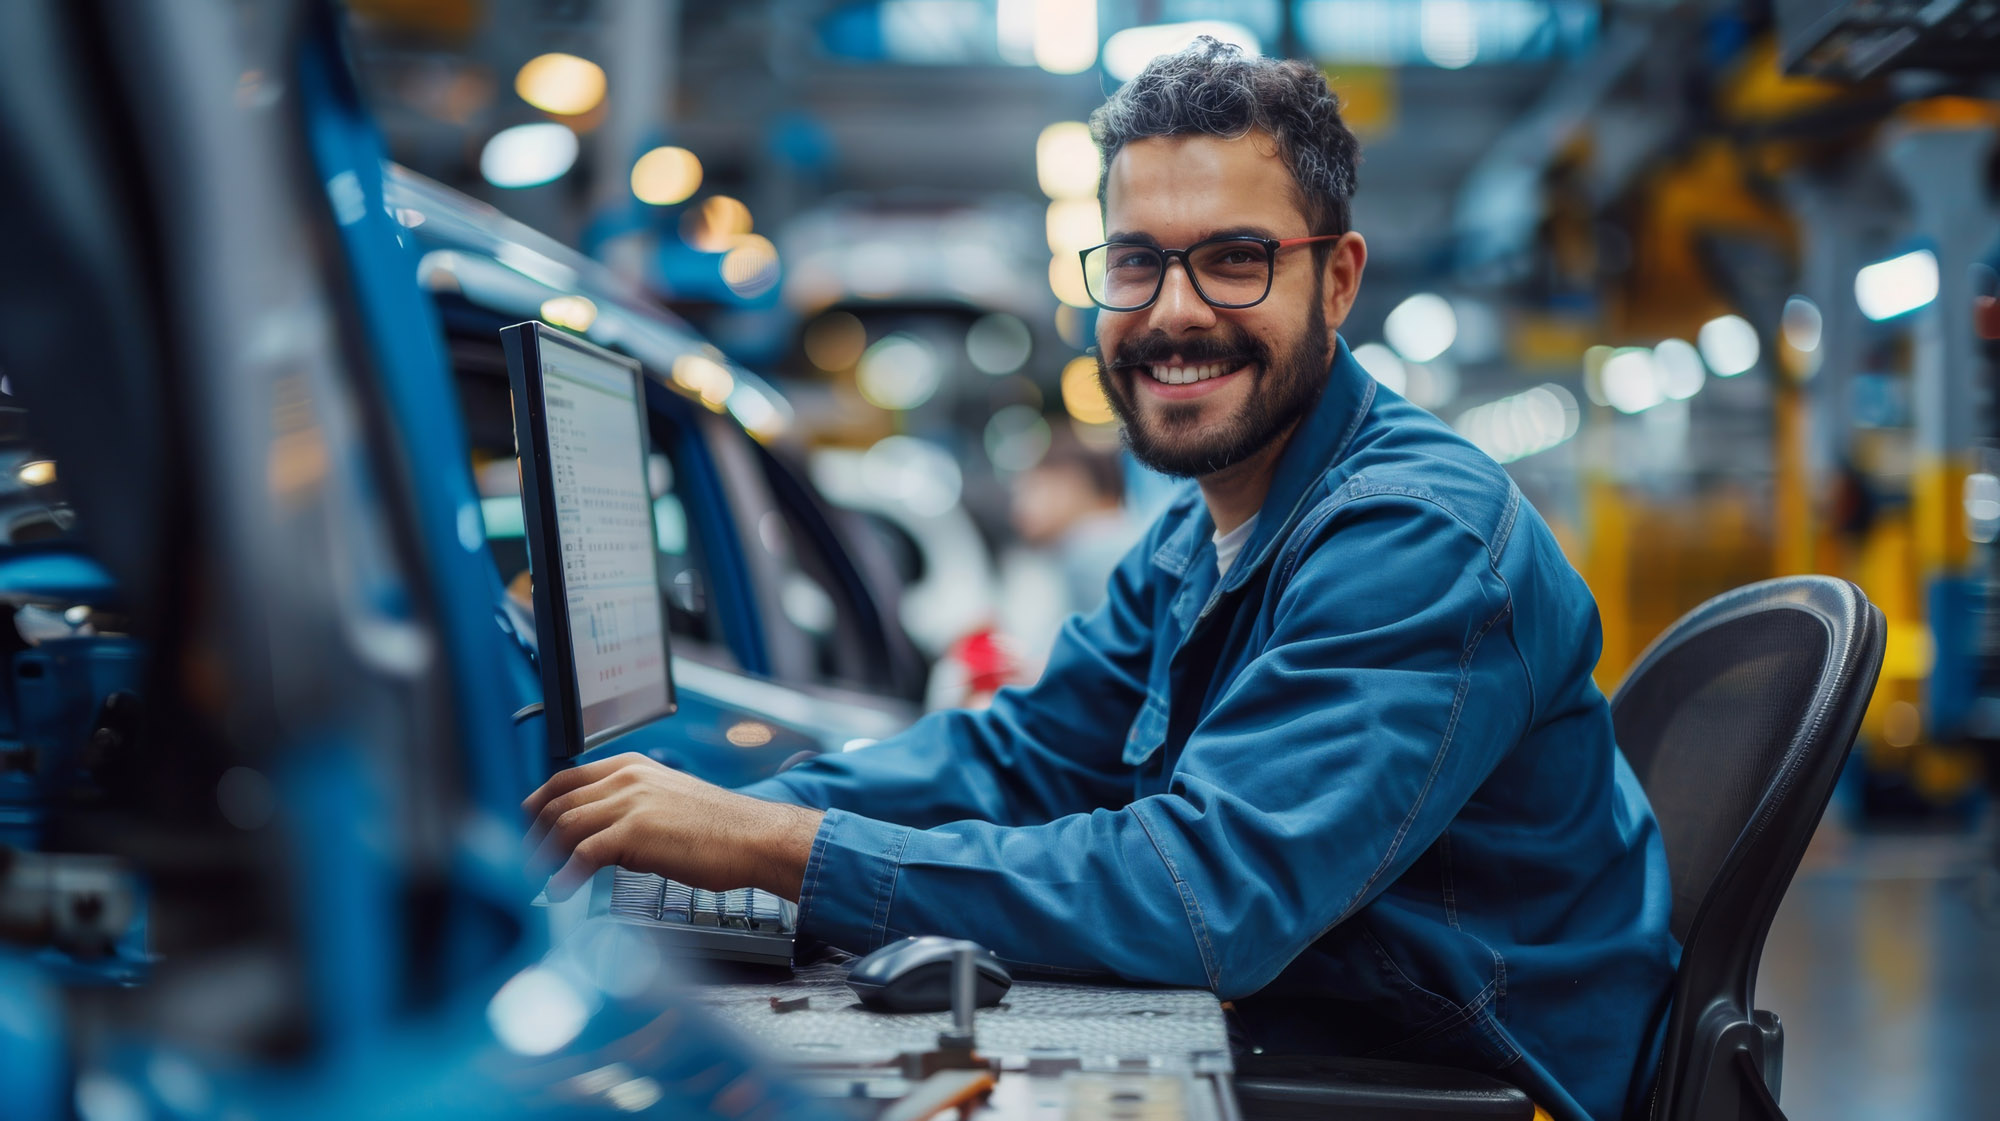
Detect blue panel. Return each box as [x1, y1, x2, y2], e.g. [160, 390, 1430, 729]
[0, 549, 118, 607]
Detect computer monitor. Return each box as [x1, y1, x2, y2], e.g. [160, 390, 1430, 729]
[501, 321, 676, 757]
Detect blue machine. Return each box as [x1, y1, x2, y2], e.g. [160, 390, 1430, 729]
[0, 2, 865, 1117]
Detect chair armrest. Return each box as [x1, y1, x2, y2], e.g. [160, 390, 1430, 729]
[1233, 1054, 1536, 1120]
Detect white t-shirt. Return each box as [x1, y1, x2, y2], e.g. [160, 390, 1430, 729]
[1213, 515, 1258, 579]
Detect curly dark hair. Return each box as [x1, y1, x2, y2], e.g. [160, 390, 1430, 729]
[1089, 37, 1361, 246]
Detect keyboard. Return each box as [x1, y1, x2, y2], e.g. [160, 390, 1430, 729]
[596, 868, 798, 966]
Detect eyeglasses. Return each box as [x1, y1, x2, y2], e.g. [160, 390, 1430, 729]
[1079, 234, 1344, 312]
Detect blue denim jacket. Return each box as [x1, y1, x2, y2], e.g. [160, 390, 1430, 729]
[741, 340, 1678, 1121]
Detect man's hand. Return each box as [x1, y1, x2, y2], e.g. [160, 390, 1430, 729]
[523, 753, 823, 903]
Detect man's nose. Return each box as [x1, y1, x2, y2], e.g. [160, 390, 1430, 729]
[1148, 258, 1217, 333]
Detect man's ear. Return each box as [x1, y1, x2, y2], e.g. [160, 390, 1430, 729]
[1322, 232, 1367, 336]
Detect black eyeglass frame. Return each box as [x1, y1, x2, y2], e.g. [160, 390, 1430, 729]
[1078, 233, 1346, 312]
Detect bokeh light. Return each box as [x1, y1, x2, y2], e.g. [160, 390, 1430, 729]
[1384, 293, 1458, 364]
[671, 353, 735, 409]
[1060, 355, 1115, 426]
[1050, 254, 1095, 308]
[1602, 348, 1663, 414]
[630, 146, 702, 205]
[1103, 21, 1260, 81]
[1045, 198, 1104, 255]
[965, 313, 1033, 375]
[1455, 384, 1578, 463]
[1036, 122, 1100, 200]
[1855, 249, 1939, 322]
[1696, 314, 1759, 377]
[984, 405, 1053, 472]
[862, 436, 962, 516]
[804, 311, 867, 372]
[514, 53, 606, 116]
[1351, 342, 1408, 396]
[1781, 295, 1824, 352]
[680, 196, 754, 253]
[1033, 0, 1097, 74]
[721, 234, 781, 297]
[1652, 338, 1706, 401]
[539, 294, 598, 332]
[857, 333, 942, 411]
[479, 123, 578, 188]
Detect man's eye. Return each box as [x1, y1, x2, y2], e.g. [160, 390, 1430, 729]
[1111, 251, 1157, 270]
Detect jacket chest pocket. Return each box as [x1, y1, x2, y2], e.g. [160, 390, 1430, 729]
[1123, 693, 1168, 766]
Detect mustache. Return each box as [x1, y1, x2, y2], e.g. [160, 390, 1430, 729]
[1107, 330, 1268, 371]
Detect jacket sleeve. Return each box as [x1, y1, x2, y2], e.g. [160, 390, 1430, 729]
[734, 514, 1167, 830]
[782, 495, 1535, 998]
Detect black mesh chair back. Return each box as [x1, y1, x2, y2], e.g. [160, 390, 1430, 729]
[1611, 576, 1884, 1121]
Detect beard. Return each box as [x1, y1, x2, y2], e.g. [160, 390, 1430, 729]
[1095, 288, 1332, 479]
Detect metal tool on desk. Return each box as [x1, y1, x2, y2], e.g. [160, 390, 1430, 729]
[878, 946, 999, 1121]
[700, 953, 1236, 1119]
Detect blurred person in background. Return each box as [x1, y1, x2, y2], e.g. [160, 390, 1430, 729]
[997, 428, 1144, 682]
[526, 41, 1674, 1121]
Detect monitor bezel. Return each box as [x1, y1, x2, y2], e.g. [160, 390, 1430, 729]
[502, 320, 678, 759]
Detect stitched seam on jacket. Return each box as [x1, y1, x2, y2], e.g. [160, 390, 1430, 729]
[1439, 828, 1460, 930]
[868, 826, 912, 946]
[1274, 484, 1502, 587]
[1490, 482, 1522, 560]
[1333, 571, 1509, 925]
[1132, 805, 1223, 991]
[797, 815, 834, 941]
[1364, 975, 1502, 1057]
[1264, 489, 1514, 935]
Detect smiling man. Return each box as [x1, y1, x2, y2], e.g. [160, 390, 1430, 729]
[525, 41, 1677, 1121]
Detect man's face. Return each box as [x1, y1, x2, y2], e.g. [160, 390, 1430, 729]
[1094, 132, 1358, 479]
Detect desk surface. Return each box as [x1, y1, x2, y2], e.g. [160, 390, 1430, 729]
[696, 962, 1234, 1073]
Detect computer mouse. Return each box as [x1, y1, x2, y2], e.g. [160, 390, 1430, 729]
[845, 936, 1012, 1013]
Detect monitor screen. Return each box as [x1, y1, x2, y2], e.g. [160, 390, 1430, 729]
[503, 322, 675, 754]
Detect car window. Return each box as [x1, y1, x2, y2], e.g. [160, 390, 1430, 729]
[753, 446, 917, 698]
[643, 416, 730, 659]
[446, 330, 735, 668]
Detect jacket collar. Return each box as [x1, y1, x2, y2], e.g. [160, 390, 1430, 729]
[1224, 335, 1374, 590]
[1147, 336, 1375, 589]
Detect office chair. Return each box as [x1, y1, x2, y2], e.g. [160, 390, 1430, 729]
[1234, 576, 1885, 1121]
